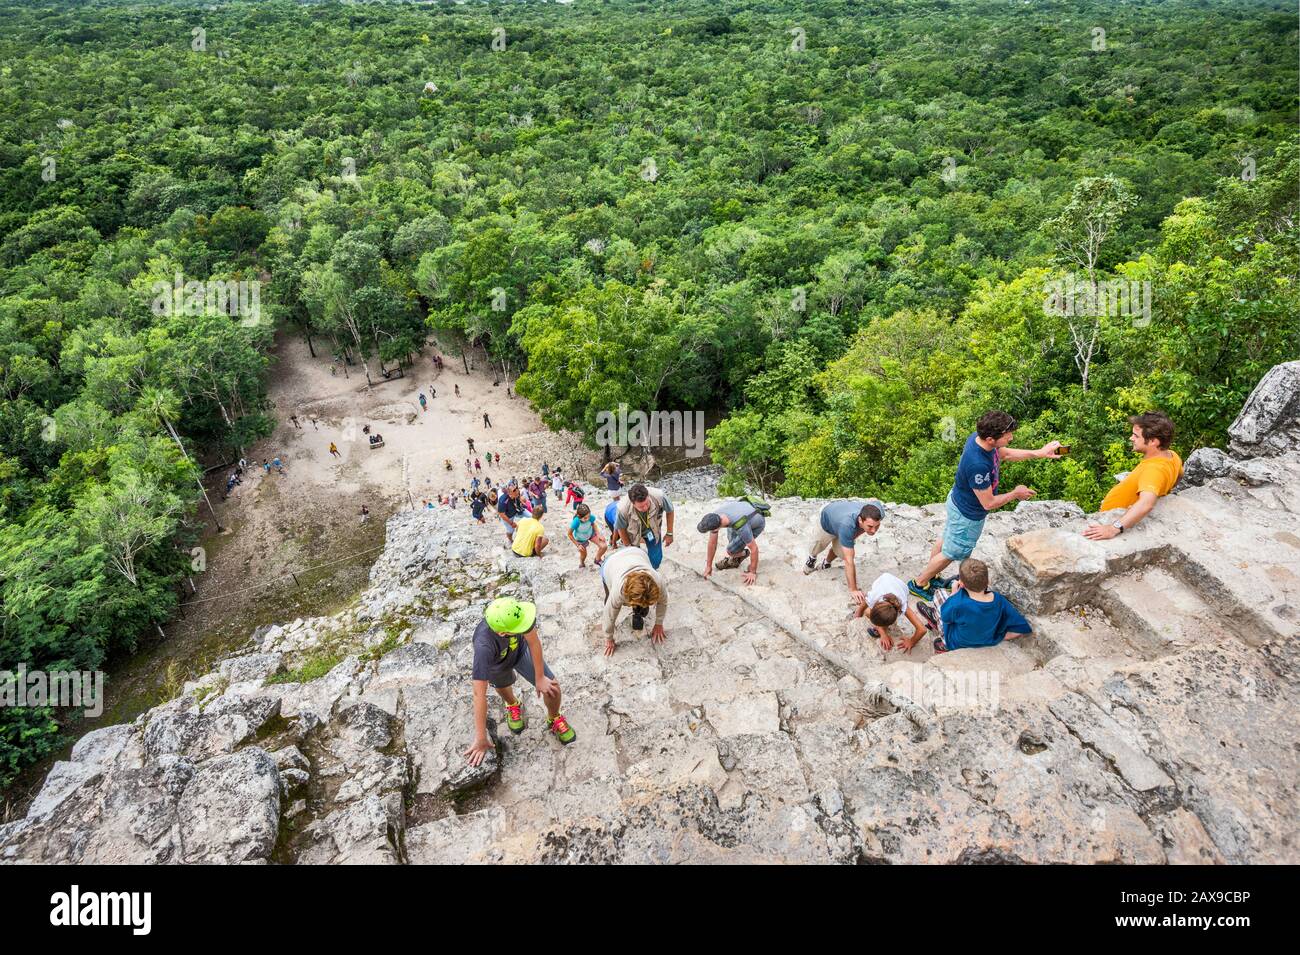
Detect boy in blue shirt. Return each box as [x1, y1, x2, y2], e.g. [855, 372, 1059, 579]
[932, 558, 1032, 653]
[908, 410, 1061, 601]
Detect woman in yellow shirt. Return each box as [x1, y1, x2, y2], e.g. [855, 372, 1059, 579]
[511, 504, 550, 557]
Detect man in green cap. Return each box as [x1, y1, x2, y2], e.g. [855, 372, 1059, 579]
[464, 596, 576, 767]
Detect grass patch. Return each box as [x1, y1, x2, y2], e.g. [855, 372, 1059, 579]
[360, 626, 407, 664]
[266, 652, 345, 685]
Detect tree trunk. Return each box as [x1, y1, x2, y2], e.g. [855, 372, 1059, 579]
[163, 415, 223, 531]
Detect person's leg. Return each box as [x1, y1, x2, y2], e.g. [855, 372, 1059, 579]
[576, 542, 587, 567]
[804, 526, 834, 571]
[543, 675, 561, 720]
[806, 525, 831, 560]
[915, 548, 952, 588]
[535, 536, 548, 556]
[915, 502, 980, 595]
[513, 651, 561, 720]
[494, 684, 518, 707]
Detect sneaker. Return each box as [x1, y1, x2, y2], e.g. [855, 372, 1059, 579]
[917, 602, 941, 632]
[548, 714, 576, 745]
[803, 556, 818, 575]
[931, 574, 956, 591]
[820, 558, 835, 571]
[715, 553, 744, 571]
[908, 578, 937, 601]
[504, 699, 526, 734]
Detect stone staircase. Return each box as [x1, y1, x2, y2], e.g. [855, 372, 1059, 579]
[4, 363, 1297, 865]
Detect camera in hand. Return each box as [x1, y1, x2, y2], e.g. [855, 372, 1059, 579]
[631, 606, 646, 631]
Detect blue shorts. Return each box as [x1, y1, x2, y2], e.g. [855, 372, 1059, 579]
[941, 492, 986, 561]
[488, 642, 555, 689]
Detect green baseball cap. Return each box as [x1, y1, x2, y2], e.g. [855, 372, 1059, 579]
[485, 597, 537, 635]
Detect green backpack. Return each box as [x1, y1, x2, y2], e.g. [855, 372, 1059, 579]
[730, 496, 772, 529]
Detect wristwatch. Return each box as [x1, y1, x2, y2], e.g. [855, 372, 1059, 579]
[1115, 524, 1124, 535]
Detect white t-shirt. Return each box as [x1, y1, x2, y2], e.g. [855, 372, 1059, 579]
[866, 573, 909, 614]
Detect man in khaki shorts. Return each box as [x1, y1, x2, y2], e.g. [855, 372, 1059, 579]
[802, 499, 885, 608]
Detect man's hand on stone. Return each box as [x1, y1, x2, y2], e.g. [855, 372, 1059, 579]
[1083, 522, 1121, 541]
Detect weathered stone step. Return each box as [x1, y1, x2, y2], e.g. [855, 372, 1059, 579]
[1099, 564, 1266, 654]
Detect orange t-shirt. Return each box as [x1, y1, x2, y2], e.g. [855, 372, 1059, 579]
[1100, 452, 1183, 511]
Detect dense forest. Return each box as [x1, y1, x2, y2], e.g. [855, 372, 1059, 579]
[0, 0, 1296, 786]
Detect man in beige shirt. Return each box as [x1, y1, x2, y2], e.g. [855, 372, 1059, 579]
[614, 483, 675, 569]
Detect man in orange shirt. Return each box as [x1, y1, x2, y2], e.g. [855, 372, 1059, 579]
[1084, 412, 1182, 541]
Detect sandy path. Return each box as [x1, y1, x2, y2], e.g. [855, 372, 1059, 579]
[254, 334, 546, 502]
[180, 328, 595, 649]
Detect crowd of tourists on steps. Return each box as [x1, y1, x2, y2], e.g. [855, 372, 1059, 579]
[463, 408, 1184, 767]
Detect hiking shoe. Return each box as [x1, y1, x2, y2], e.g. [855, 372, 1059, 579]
[548, 714, 576, 745]
[820, 558, 835, 571]
[504, 699, 527, 734]
[908, 578, 937, 601]
[917, 602, 941, 632]
[803, 556, 818, 575]
[715, 553, 744, 571]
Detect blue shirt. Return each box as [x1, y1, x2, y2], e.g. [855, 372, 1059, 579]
[951, 434, 999, 522]
[497, 492, 525, 519]
[939, 590, 1031, 650]
[570, 514, 596, 542]
[604, 500, 619, 530]
[818, 499, 884, 549]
